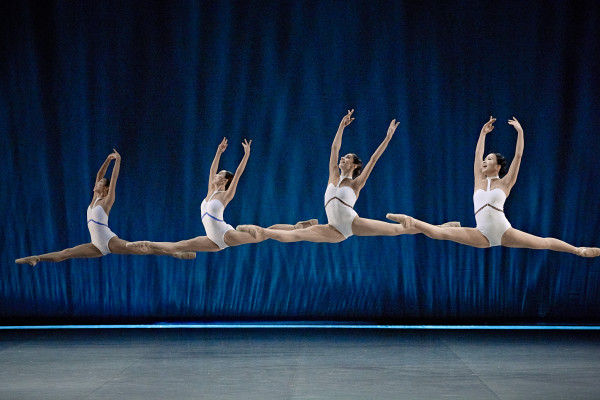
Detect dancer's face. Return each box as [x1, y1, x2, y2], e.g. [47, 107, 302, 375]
[339, 154, 357, 175]
[213, 171, 229, 188]
[93, 178, 109, 196]
[482, 154, 501, 176]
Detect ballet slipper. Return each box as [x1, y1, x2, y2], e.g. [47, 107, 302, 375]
[294, 219, 318, 229]
[439, 221, 461, 228]
[126, 241, 151, 253]
[236, 224, 266, 240]
[385, 213, 416, 229]
[578, 247, 600, 258]
[173, 252, 196, 260]
[15, 256, 40, 267]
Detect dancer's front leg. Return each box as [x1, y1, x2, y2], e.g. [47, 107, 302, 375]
[352, 216, 419, 236]
[268, 219, 319, 230]
[224, 229, 268, 246]
[501, 228, 600, 257]
[237, 224, 345, 243]
[126, 236, 221, 254]
[387, 214, 489, 248]
[111, 237, 196, 259]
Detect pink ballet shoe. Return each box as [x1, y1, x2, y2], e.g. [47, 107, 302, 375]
[294, 219, 318, 229]
[15, 256, 40, 267]
[236, 224, 266, 240]
[386, 213, 416, 229]
[578, 247, 600, 258]
[126, 241, 151, 253]
[439, 221, 461, 228]
[173, 252, 196, 260]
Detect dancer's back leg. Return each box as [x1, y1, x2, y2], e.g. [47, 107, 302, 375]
[15, 243, 103, 266]
[387, 214, 490, 248]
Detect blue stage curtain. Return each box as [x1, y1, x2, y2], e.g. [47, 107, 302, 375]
[2, 0, 600, 324]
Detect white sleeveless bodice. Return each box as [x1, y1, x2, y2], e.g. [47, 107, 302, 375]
[473, 176, 507, 213]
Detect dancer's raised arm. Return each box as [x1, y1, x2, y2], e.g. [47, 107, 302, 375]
[502, 117, 524, 191]
[103, 149, 121, 214]
[329, 109, 354, 184]
[475, 116, 496, 183]
[208, 138, 228, 196]
[95, 153, 113, 185]
[221, 139, 251, 206]
[352, 119, 399, 192]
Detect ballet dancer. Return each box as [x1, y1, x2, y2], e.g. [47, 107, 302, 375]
[237, 109, 458, 243]
[127, 138, 314, 254]
[387, 116, 600, 257]
[15, 150, 196, 266]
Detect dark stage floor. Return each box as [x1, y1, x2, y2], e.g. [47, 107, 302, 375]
[0, 328, 599, 399]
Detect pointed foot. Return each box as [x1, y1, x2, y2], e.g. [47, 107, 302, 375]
[236, 224, 267, 240]
[15, 256, 40, 267]
[294, 219, 318, 229]
[578, 247, 600, 258]
[386, 213, 416, 229]
[173, 251, 196, 260]
[126, 241, 152, 253]
[439, 221, 461, 228]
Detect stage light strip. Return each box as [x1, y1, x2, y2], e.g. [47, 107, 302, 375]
[1, 324, 600, 330]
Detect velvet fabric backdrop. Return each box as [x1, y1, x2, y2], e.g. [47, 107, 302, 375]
[2, 1, 599, 324]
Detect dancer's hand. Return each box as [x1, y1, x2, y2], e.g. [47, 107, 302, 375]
[481, 116, 496, 135]
[339, 109, 355, 128]
[508, 117, 523, 132]
[242, 139, 252, 155]
[386, 119, 400, 139]
[108, 149, 121, 160]
[217, 137, 228, 153]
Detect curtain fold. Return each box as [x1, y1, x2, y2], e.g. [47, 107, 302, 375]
[3, 0, 599, 324]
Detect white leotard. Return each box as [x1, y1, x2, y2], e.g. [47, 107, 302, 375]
[201, 191, 234, 249]
[324, 175, 358, 239]
[87, 198, 117, 255]
[473, 176, 511, 247]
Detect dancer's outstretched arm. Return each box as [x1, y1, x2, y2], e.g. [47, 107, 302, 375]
[329, 109, 354, 184]
[502, 117, 524, 191]
[95, 154, 113, 185]
[474, 116, 495, 183]
[221, 139, 251, 207]
[208, 138, 227, 196]
[103, 149, 120, 215]
[258, 111, 354, 232]
[352, 119, 399, 193]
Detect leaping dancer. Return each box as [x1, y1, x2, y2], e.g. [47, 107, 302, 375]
[387, 116, 600, 257]
[237, 109, 459, 243]
[15, 150, 195, 266]
[127, 138, 315, 254]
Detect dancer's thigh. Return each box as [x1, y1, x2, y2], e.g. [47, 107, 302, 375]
[501, 228, 547, 249]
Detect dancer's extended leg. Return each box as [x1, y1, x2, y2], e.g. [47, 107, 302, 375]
[15, 243, 103, 266]
[501, 228, 600, 257]
[351, 216, 419, 236]
[127, 236, 220, 254]
[237, 224, 345, 243]
[387, 214, 490, 248]
[110, 237, 196, 259]
[267, 219, 319, 230]
[224, 229, 269, 246]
